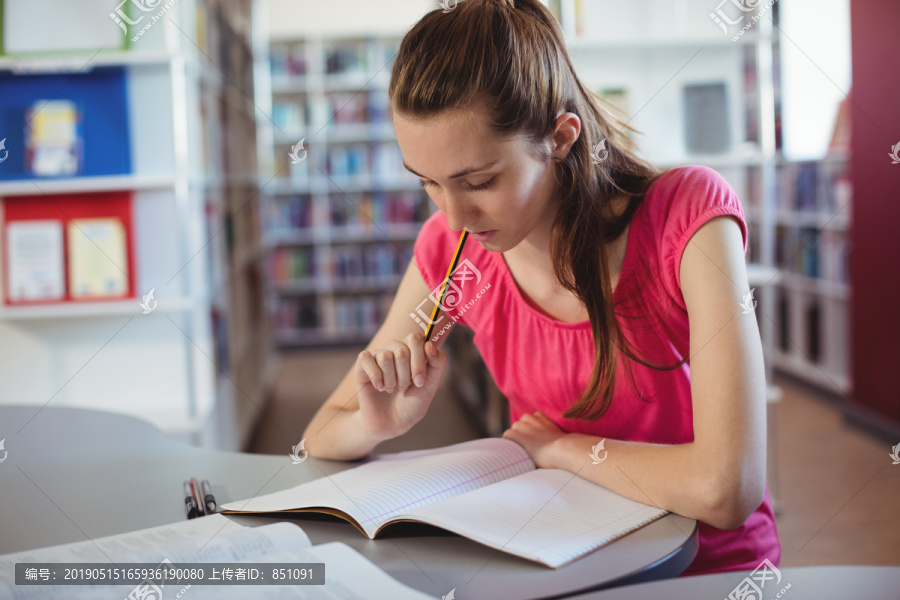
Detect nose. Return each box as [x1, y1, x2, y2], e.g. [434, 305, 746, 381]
[441, 194, 477, 233]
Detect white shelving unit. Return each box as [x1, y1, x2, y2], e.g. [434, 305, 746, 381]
[0, 175, 178, 195]
[0, 0, 268, 450]
[768, 153, 851, 396]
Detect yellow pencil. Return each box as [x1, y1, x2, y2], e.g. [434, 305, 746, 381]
[423, 230, 469, 341]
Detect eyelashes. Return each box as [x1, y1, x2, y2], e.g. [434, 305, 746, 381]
[468, 178, 496, 191]
[418, 177, 497, 191]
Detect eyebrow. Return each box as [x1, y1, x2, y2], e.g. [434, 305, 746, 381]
[402, 158, 501, 181]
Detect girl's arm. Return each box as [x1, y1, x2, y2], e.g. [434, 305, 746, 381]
[506, 216, 767, 530]
[301, 259, 456, 461]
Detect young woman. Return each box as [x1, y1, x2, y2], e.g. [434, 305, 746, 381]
[302, 0, 781, 576]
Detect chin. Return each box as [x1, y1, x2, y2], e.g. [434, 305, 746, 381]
[490, 235, 518, 253]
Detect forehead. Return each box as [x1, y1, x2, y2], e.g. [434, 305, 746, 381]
[391, 105, 489, 140]
[391, 105, 501, 177]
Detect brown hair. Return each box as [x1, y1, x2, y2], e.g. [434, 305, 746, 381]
[388, 0, 688, 420]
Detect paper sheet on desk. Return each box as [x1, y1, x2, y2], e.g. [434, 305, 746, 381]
[46, 544, 435, 600]
[0, 515, 290, 599]
[0, 514, 433, 600]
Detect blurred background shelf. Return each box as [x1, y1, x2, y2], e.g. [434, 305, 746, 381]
[0, 297, 195, 320]
[0, 51, 177, 72]
[0, 0, 271, 450]
[256, 29, 432, 351]
[0, 174, 178, 195]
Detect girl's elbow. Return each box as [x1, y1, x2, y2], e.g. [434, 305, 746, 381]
[703, 475, 766, 530]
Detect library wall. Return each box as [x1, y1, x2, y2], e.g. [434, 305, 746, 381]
[848, 0, 900, 428]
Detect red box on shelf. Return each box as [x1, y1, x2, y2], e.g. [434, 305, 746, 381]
[2, 191, 136, 306]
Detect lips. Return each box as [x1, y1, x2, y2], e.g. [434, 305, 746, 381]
[468, 230, 496, 242]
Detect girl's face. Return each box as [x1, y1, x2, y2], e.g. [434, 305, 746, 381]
[392, 104, 568, 253]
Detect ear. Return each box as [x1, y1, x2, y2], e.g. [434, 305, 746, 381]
[551, 111, 581, 159]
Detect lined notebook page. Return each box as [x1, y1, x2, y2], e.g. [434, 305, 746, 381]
[221, 438, 535, 538]
[400, 468, 669, 569]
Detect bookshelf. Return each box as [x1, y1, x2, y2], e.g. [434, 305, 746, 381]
[769, 153, 851, 394]
[256, 32, 433, 348]
[0, 0, 270, 450]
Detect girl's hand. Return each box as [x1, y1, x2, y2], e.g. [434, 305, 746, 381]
[501, 410, 567, 469]
[355, 333, 448, 442]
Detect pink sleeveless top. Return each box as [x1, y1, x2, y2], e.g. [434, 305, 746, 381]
[412, 165, 781, 575]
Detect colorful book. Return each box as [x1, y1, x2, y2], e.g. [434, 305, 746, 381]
[25, 99, 81, 177]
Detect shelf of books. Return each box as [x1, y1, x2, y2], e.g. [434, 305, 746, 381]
[0, 0, 269, 449]
[257, 32, 432, 348]
[768, 152, 851, 394]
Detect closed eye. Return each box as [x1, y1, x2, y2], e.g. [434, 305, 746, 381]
[468, 178, 496, 191]
[418, 177, 496, 191]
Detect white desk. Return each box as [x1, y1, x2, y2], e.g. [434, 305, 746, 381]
[0, 405, 698, 599]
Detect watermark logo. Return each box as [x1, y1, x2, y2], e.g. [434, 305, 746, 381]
[442, 588, 456, 600]
[591, 138, 609, 164]
[140, 288, 158, 314]
[740, 288, 757, 314]
[440, 0, 459, 13]
[709, 0, 778, 41]
[0, 138, 8, 163]
[126, 558, 190, 600]
[126, 579, 164, 600]
[289, 439, 308, 464]
[410, 259, 490, 342]
[588, 439, 608, 464]
[289, 139, 307, 164]
[0, 438, 7, 464]
[725, 558, 789, 600]
[890, 443, 900, 465]
[110, 0, 162, 32]
[110, 0, 180, 43]
[889, 141, 900, 165]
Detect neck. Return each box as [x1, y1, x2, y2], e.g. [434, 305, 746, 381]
[500, 195, 558, 280]
[502, 193, 630, 279]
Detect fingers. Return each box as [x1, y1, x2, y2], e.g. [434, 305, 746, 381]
[384, 340, 412, 392]
[356, 333, 434, 394]
[373, 348, 399, 392]
[404, 332, 428, 389]
[356, 350, 386, 391]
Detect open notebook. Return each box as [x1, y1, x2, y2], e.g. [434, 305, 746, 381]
[221, 438, 669, 569]
[0, 514, 433, 600]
